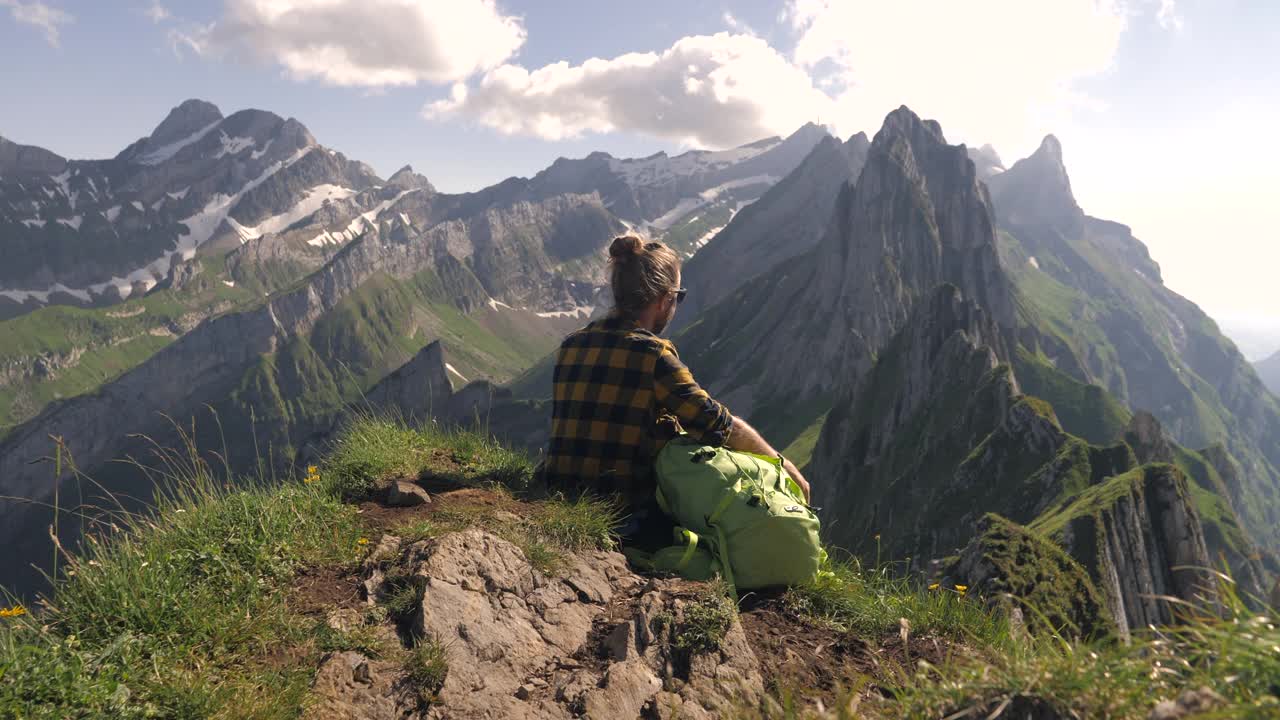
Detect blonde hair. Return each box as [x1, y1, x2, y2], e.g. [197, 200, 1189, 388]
[607, 234, 680, 318]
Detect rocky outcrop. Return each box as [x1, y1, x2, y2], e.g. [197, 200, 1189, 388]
[348, 530, 764, 719]
[1036, 464, 1217, 637]
[947, 514, 1112, 639]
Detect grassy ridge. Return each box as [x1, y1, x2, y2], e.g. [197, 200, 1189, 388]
[3, 417, 1277, 718]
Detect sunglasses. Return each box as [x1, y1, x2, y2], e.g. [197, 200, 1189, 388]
[673, 287, 687, 305]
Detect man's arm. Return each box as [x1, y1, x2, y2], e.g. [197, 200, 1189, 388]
[724, 416, 811, 503]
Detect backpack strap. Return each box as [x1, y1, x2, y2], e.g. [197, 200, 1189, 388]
[674, 527, 701, 571]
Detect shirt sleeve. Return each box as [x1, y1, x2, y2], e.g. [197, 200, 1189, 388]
[653, 344, 734, 446]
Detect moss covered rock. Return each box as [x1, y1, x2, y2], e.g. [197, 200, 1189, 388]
[948, 513, 1112, 639]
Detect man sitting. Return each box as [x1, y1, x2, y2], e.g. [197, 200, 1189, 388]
[542, 234, 811, 546]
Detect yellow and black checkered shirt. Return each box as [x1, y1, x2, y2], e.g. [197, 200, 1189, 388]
[545, 316, 734, 504]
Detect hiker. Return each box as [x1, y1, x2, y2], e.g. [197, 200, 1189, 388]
[542, 234, 811, 546]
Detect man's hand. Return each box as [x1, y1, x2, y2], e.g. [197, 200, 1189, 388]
[783, 458, 811, 503]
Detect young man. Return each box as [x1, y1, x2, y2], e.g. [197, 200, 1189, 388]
[543, 234, 811, 542]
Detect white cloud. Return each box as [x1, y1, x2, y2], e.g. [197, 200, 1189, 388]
[186, 0, 525, 87]
[144, 0, 170, 24]
[722, 11, 756, 37]
[786, 0, 1132, 158]
[0, 0, 72, 47]
[425, 33, 835, 148]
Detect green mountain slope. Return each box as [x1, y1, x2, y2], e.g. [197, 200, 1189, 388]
[988, 137, 1280, 549]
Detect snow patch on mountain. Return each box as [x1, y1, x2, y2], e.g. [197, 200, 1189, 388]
[215, 131, 256, 159]
[226, 183, 357, 242]
[536, 305, 595, 319]
[179, 146, 314, 250]
[0, 283, 91, 303]
[137, 120, 221, 165]
[21, 219, 45, 228]
[105, 205, 122, 222]
[56, 215, 82, 230]
[1, 146, 318, 304]
[250, 139, 274, 160]
[649, 174, 777, 230]
[166, 187, 189, 200]
[307, 189, 418, 247]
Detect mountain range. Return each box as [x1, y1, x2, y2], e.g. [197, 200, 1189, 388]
[2, 98, 1278, 634]
[0, 100, 828, 594]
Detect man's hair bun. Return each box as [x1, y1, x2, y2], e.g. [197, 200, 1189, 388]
[608, 234, 645, 259]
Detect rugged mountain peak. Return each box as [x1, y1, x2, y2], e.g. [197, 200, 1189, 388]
[968, 143, 1005, 179]
[846, 131, 870, 152]
[813, 104, 1014, 330]
[388, 164, 435, 191]
[875, 105, 947, 147]
[781, 121, 829, 146]
[1037, 133, 1064, 162]
[148, 99, 224, 146]
[986, 132, 1081, 231]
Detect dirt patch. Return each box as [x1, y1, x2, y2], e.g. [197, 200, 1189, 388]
[739, 597, 965, 709]
[355, 484, 531, 534]
[289, 564, 364, 617]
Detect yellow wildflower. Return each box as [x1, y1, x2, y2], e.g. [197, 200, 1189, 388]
[357, 537, 370, 546]
[0, 605, 27, 618]
[954, 584, 968, 596]
[308, 465, 318, 474]
[928, 583, 940, 591]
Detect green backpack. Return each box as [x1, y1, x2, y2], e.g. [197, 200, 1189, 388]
[649, 439, 825, 591]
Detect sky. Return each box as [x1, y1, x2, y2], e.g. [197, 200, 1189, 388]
[1, 0, 1277, 357]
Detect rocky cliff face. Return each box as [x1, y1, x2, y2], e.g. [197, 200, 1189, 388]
[808, 284, 1018, 559]
[674, 131, 870, 328]
[677, 106, 1013, 434]
[1034, 464, 1217, 637]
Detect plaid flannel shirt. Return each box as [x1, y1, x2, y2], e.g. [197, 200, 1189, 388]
[544, 316, 734, 505]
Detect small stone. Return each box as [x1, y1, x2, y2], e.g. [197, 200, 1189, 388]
[351, 660, 372, 684]
[515, 683, 537, 700]
[530, 677, 548, 688]
[386, 481, 431, 507]
[1149, 700, 1182, 720]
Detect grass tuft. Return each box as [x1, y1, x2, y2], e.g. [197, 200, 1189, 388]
[782, 559, 1012, 648]
[674, 583, 738, 655]
[405, 636, 449, 706]
[321, 413, 533, 500]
